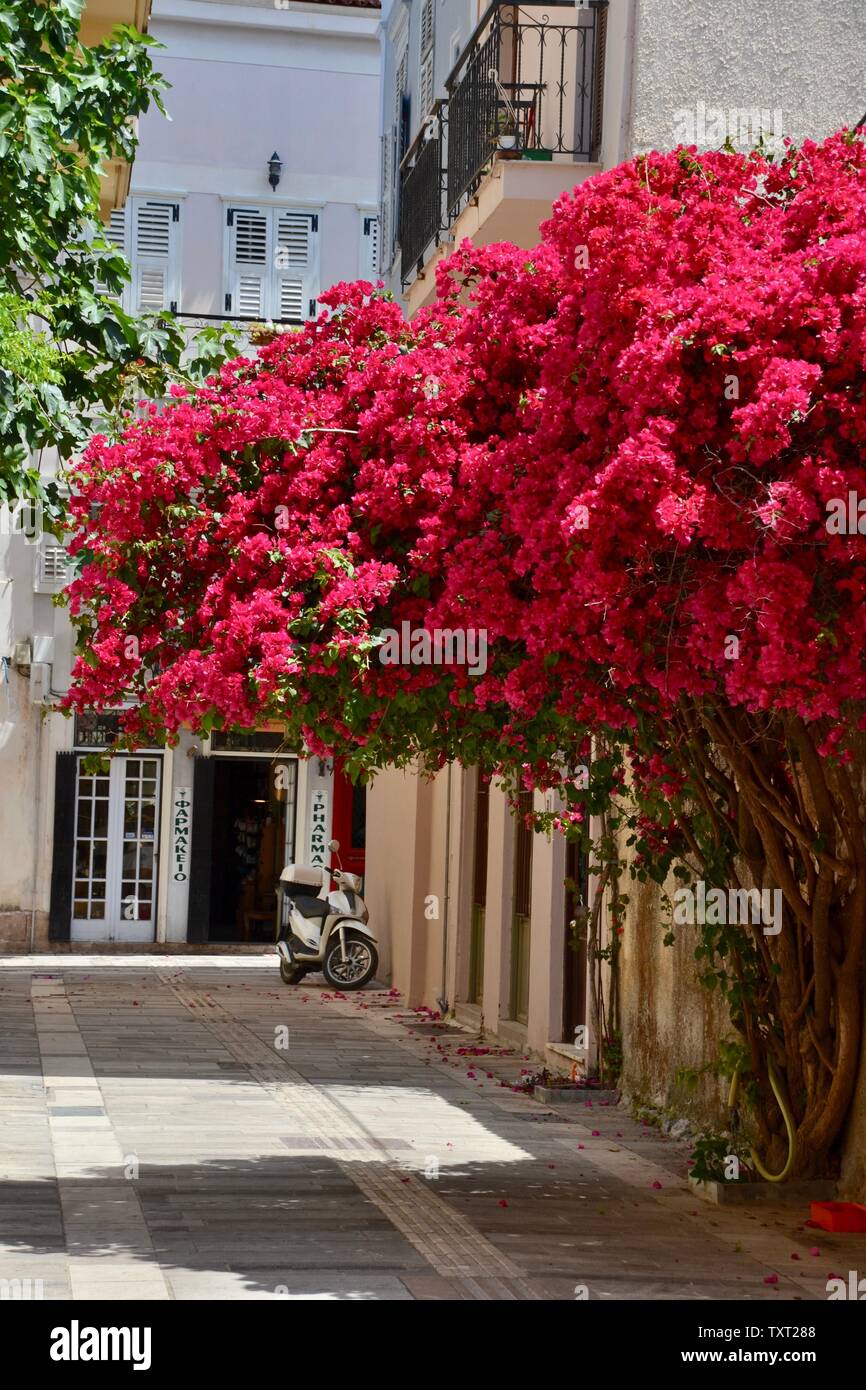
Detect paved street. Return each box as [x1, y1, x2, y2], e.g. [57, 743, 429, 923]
[1, 957, 863, 1302]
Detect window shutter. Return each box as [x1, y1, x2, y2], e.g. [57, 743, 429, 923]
[34, 543, 72, 594]
[106, 208, 126, 251]
[400, 90, 412, 161]
[381, 126, 396, 271]
[132, 200, 180, 313]
[419, 0, 435, 115]
[227, 206, 269, 318]
[380, 135, 390, 267]
[49, 752, 76, 941]
[274, 210, 319, 322]
[95, 208, 127, 300]
[360, 214, 380, 279]
[396, 46, 409, 117]
[420, 0, 434, 56]
[419, 51, 434, 119]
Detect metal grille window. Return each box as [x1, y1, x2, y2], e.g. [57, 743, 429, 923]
[225, 205, 320, 322]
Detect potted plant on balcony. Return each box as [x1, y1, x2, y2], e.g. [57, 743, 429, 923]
[497, 111, 519, 150]
[495, 111, 523, 161]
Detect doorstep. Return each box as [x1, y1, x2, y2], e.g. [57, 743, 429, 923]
[534, 1085, 621, 1106]
[452, 1002, 483, 1031]
[545, 1040, 586, 1072]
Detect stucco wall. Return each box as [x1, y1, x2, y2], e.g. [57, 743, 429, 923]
[0, 529, 44, 931]
[629, 0, 866, 155]
[366, 766, 421, 992]
[617, 870, 729, 1127]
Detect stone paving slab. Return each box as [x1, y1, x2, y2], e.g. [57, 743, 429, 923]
[1, 956, 865, 1301]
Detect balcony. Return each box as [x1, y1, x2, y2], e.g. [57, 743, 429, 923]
[399, 0, 608, 307]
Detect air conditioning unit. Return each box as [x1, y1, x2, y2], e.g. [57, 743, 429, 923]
[30, 662, 51, 704]
[12, 640, 31, 671]
[32, 634, 54, 665]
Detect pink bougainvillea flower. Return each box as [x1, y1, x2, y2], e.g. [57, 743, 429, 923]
[62, 137, 866, 1177]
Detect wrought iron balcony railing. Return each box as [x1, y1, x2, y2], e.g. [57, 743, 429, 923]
[398, 0, 608, 286]
[399, 111, 446, 286]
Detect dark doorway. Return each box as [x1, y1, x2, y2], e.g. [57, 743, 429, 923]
[468, 776, 489, 1004]
[562, 838, 589, 1044]
[509, 790, 534, 1025]
[332, 759, 366, 881]
[208, 759, 290, 941]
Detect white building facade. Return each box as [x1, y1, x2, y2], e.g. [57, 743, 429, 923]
[0, 0, 380, 951]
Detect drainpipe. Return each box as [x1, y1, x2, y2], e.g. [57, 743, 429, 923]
[437, 761, 452, 1015]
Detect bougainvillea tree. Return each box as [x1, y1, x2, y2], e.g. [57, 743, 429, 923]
[66, 130, 866, 1178]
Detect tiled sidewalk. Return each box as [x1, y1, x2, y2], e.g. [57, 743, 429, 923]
[1, 956, 863, 1301]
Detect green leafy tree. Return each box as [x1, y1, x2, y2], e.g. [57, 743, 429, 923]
[0, 0, 237, 504]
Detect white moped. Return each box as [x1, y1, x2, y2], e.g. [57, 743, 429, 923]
[276, 838, 379, 990]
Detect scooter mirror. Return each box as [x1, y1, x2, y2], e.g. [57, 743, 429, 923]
[328, 838, 340, 853]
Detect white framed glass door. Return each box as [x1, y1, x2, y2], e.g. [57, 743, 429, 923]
[71, 756, 161, 942]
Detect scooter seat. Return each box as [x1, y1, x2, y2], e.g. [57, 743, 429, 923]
[290, 895, 329, 919]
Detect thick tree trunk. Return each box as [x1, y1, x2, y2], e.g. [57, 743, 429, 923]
[672, 705, 866, 1179]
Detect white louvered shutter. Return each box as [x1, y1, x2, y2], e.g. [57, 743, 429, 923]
[419, 51, 434, 118]
[106, 208, 127, 253]
[420, 0, 434, 57]
[381, 126, 396, 272]
[34, 543, 72, 594]
[419, 0, 435, 116]
[131, 200, 179, 313]
[360, 214, 380, 279]
[95, 207, 127, 300]
[226, 206, 269, 318]
[274, 210, 319, 322]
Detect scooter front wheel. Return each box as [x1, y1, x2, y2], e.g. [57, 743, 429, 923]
[279, 957, 308, 985]
[322, 931, 378, 991]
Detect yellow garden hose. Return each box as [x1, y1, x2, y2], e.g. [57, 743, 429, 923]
[729, 1056, 796, 1182]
